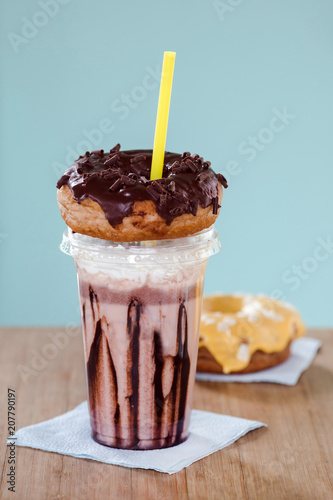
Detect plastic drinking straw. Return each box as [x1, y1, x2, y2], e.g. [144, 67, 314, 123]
[150, 51, 176, 180]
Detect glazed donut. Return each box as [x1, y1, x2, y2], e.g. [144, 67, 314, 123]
[56, 145, 227, 242]
[197, 293, 305, 374]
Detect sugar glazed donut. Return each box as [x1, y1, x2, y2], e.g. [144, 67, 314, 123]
[56, 145, 228, 242]
[197, 294, 305, 374]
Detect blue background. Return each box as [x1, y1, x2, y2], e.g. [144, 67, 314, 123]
[1, 0, 332, 327]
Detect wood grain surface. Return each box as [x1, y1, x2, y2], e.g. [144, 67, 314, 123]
[0, 328, 332, 500]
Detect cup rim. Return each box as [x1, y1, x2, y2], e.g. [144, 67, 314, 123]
[60, 226, 221, 265]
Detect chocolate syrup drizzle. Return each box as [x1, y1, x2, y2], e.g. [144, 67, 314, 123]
[127, 299, 141, 446]
[85, 287, 192, 449]
[86, 288, 120, 445]
[57, 145, 228, 227]
[175, 303, 191, 442]
[153, 331, 164, 436]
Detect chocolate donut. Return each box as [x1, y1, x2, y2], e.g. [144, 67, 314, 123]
[56, 145, 227, 242]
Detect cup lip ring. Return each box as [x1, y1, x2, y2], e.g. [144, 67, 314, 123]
[60, 226, 221, 265]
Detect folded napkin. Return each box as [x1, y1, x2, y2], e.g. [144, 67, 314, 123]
[196, 337, 321, 385]
[12, 402, 266, 474]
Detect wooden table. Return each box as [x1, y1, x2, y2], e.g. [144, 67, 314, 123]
[0, 328, 332, 500]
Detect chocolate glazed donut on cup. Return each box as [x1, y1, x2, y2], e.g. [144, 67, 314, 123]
[57, 145, 227, 242]
[58, 145, 227, 450]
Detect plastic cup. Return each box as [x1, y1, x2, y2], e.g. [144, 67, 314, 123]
[60, 227, 220, 450]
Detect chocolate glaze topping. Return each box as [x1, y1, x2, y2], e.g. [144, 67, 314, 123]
[56, 144, 228, 227]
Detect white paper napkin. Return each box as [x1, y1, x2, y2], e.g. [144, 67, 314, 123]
[12, 402, 266, 474]
[196, 337, 321, 385]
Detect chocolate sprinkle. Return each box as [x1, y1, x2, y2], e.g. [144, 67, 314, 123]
[121, 175, 136, 186]
[109, 178, 123, 192]
[104, 154, 119, 166]
[102, 171, 120, 181]
[217, 173, 228, 188]
[146, 185, 160, 201]
[57, 174, 69, 189]
[212, 197, 219, 215]
[110, 143, 121, 153]
[130, 155, 146, 164]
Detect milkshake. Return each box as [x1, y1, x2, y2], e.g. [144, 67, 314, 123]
[57, 146, 227, 449]
[61, 226, 220, 449]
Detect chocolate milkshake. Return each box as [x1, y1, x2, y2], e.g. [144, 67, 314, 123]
[58, 146, 227, 450]
[62, 227, 220, 449]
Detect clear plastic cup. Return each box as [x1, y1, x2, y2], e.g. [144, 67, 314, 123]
[60, 227, 220, 450]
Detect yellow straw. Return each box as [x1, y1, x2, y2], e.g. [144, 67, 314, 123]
[150, 51, 176, 180]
